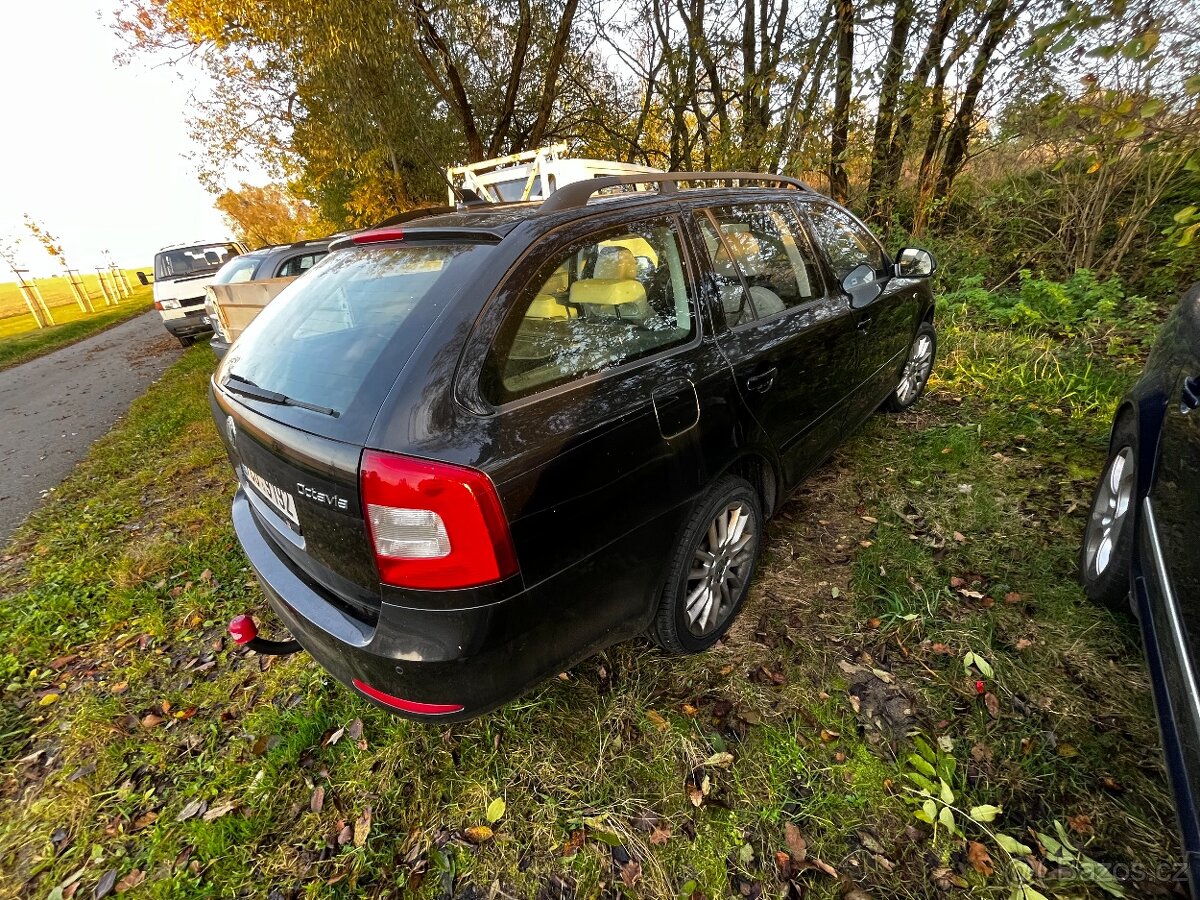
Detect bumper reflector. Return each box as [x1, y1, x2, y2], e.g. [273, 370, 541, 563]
[352, 678, 464, 715]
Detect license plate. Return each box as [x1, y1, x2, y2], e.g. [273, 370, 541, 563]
[243, 465, 299, 527]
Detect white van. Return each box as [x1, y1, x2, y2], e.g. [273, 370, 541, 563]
[447, 145, 662, 205]
[153, 241, 247, 346]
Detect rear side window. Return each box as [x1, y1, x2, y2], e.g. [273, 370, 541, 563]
[696, 204, 824, 328]
[276, 251, 326, 278]
[213, 256, 260, 285]
[803, 203, 888, 283]
[482, 219, 696, 404]
[222, 243, 488, 417]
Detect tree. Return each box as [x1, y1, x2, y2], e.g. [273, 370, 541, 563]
[214, 184, 330, 247]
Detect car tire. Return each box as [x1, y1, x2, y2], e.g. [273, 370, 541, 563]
[653, 475, 763, 655]
[177, 335, 195, 348]
[883, 321, 937, 412]
[1079, 416, 1138, 614]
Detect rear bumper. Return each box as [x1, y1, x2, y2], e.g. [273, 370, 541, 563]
[231, 487, 672, 720]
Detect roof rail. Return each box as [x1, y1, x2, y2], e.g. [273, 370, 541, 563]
[537, 171, 814, 214]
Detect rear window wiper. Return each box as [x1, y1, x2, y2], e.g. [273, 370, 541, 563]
[222, 373, 339, 418]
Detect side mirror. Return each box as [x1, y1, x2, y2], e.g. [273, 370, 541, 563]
[895, 247, 936, 278]
[842, 262, 882, 308]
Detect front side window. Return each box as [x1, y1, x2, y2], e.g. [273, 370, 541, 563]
[276, 252, 326, 278]
[695, 204, 823, 328]
[213, 255, 261, 285]
[803, 203, 888, 284]
[483, 220, 696, 403]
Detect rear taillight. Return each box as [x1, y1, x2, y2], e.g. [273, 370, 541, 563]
[359, 450, 518, 590]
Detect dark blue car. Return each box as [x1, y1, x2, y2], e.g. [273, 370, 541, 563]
[1080, 281, 1200, 893]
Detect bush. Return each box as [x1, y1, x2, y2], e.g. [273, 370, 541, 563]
[940, 270, 1161, 345]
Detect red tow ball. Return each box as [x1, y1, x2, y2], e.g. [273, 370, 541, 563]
[229, 614, 258, 645]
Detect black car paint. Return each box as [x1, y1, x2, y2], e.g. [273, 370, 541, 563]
[1101, 282, 1200, 891]
[210, 188, 934, 721]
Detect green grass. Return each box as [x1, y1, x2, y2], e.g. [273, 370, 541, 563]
[0, 270, 149, 319]
[0, 300, 1180, 899]
[0, 284, 155, 371]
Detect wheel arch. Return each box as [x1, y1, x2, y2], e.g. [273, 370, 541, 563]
[719, 450, 781, 519]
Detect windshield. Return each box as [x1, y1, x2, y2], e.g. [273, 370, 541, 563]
[213, 254, 263, 284]
[155, 243, 242, 280]
[219, 242, 489, 419]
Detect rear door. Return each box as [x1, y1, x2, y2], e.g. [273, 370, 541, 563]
[690, 201, 857, 486]
[468, 210, 742, 625]
[801, 200, 920, 412]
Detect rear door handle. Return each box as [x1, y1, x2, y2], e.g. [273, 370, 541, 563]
[1182, 375, 1200, 412]
[744, 367, 777, 394]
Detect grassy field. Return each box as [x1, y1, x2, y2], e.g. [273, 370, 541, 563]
[0, 299, 1179, 899]
[0, 284, 155, 371]
[0, 270, 150, 320]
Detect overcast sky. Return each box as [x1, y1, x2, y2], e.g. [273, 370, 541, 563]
[0, 1, 253, 277]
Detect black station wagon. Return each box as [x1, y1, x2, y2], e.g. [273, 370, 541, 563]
[210, 172, 937, 720]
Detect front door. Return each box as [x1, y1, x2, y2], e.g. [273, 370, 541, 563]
[689, 201, 858, 488]
[800, 200, 922, 413]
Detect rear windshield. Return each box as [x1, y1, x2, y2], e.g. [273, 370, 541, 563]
[155, 243, 242, 280]
[219, 242, 489, 420]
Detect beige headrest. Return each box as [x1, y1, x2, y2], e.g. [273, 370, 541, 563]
[570, 279, 647, 307]
[594, 247, 638, 281]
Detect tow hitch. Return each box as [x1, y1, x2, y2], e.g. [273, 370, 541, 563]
[228, 614, 302, 655]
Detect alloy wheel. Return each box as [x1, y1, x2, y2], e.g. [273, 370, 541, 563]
[684, 502, 757, 636]
[895, 333, 934, 405]
[1083, 447, 1135, 579]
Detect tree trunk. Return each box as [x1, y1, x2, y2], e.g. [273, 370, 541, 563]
[863, 0, 914, 223]
[828, 0, 855, 202]
[931, 0, 1016, 214]
[529, 0, 581, 147]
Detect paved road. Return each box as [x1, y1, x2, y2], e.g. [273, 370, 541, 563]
[0, 311, 182, 544]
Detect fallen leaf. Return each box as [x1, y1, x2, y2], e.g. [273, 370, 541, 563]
[1015, 638, 1033, 651]
[685, 772, 710, 807]
[132, 811, 158, 831]
[310, 786, 325, 813]
[94, 870, 117, 899]
[649, 824, 672, 845]
[562, 829, 585, 857]
[202, 802, 237, 822]
[251, 734, 278, 756]
[353, 806, 372, 847]
[703, 751, 735, 769]
[49, 654, 79, 670]
[40, 693, 60, 707]
[464, 825, 494, 843]
[783, 822, 807, 862]
[347, 719, 363, 740]
[967, 841, 993, 876]
[819, 729, 840, 742]
[681, 703, 699, 717]
[953, 532, 966, 543]
[1057, 742, 1079, 758]
[176, 800, 206, 822]
[619, 860, 642, 887]
[645, 710, 669, 731]
[114, 869, 144, 893]
[984, 693, 1000, 718]
[337, 824, 352, 845]
[1067, 813, 1094, 835]
[486, 797, 506, 823]
[1004, 592, 1023, 604]
[321, 726, 345, 748]
[140, 714, 162, 729]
